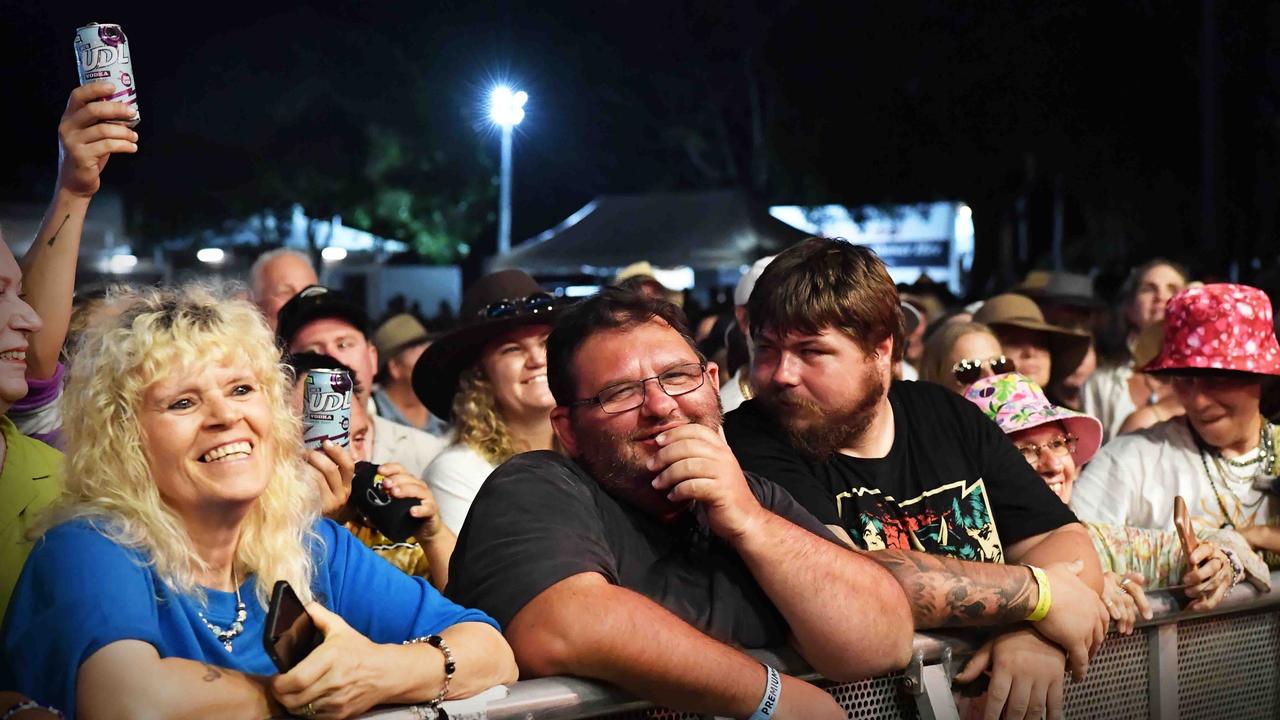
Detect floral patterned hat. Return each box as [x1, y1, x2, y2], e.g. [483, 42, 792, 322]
[963, 372, 1103, 466]
[1144, 283, 1280, 376]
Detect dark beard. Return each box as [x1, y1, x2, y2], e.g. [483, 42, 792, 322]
[759, 372, 886, 460]
[571, 399, 724, 519]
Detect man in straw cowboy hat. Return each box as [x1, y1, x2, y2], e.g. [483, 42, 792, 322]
[1072, 284, 1280, 542]
[725, 237, 1109, 719]
[372, 313, 449, 438]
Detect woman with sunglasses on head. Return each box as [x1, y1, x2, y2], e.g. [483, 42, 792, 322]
[919, 321, 1015, 393]
[965, 373, 1259, 633]
[415, 270, 566, 534]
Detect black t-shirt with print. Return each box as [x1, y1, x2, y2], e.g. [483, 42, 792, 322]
[723, 380, 1078, 562]
[445, 450, 842, 648]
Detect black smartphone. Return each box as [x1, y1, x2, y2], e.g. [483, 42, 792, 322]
[349, 461, 424, 542]
[263, 580, 321, 672]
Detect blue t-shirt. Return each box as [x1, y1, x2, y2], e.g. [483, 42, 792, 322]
[0, 517, 497, 718]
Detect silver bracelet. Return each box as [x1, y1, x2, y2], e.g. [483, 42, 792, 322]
[404, 634, 455, 709]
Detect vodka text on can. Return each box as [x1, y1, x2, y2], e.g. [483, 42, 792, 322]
[302, 369, 352, 449]
[74, 22, 140, 127]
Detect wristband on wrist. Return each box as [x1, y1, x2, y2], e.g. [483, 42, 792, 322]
[1025, 564, 1052, 622]
[749, 664, 782, 720]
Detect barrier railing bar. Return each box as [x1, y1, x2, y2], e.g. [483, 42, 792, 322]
[356, 570, 1280, 720]
[1148, 623, 1179, 720]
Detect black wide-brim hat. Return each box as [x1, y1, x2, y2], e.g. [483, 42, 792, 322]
[413, 269, 567, 420]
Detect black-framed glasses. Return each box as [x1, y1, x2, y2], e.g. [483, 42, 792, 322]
[1013, 434, 1078, 464]
[572, 362, 707, 414]
[952, 355, 1016, 385]
[480, 292, 557, 320]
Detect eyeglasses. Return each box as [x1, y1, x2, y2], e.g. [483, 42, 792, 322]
[571, 362, 707, 414]
[1013, 434, 1078, 464]
[480, 292, 557, 320]
[952, 355, 1016, 385]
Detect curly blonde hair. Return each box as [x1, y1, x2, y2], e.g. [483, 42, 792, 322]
[46, 282, 318, 608]
[450, 364, 525, 465]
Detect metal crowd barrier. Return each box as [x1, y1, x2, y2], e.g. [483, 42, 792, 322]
[362, 571, 1280, 720]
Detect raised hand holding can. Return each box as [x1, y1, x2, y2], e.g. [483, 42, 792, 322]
[74, 22, 140, 127]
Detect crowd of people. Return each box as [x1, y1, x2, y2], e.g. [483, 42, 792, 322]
[1, 85, 1278, 720]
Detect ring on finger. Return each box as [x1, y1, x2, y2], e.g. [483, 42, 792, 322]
[1120, 577, 1132, 587]
[299, 703, 317, 719]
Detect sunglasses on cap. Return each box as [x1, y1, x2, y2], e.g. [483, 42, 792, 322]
[952, 355, 1016, 385]
[479, 292, 557, 320]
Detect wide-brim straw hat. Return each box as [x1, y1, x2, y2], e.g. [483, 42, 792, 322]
[974, 293, 1092, 376]
[963, 372, 1103, 466]
[412, 270, 567, 420]
[374, 313, 432, 371]
[1144, 283, 1280, 376]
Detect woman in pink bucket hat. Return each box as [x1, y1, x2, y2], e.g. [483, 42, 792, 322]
[965, 372, 1264, 631]
[1070, 285, 1280, 589]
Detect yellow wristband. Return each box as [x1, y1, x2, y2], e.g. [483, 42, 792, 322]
[1025, 565, 1052, 622]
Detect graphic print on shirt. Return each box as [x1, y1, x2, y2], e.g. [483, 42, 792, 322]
[835, 478, 1004, 562]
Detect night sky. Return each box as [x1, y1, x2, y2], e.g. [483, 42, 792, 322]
[5, 1, 1278, 289]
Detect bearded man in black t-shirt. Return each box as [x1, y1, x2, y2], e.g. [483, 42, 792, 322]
[724, 237, 1109, 720]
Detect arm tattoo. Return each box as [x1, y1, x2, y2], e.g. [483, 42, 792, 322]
[869, 549, 1036, 629]
[45, 214, 71, 247]
[202, 663, 223, 682]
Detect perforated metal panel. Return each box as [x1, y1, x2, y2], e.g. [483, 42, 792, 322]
[818, 673, 917, 720]
[1061, 630, 1150, 719]
[1177, 611, 1280, 720]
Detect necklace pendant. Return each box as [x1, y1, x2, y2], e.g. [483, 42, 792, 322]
[1148, 391, 1159, 406]
[223, 639, 234, 652]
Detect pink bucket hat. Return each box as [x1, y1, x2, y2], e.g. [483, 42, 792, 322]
[1144, 283, 1280, 376]
[963, 373, 1103, 466]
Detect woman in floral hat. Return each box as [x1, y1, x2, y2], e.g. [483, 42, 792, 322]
[965, 372, 1260, 632]
[1072, 284, 1280, 536]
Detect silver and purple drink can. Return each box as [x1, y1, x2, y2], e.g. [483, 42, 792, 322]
[302, 369, 352, 449]
[74, 22, 140, 127]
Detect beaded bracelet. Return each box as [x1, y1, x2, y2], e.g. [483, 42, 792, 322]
[1221, 547, 1245, 589]
[404, 634, 455, 709]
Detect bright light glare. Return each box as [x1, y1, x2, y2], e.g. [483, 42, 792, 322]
[107, 254, 137, 273]
[490, 85, 528, 127]
[196, 248, 225, 264]
[321, 246, 348, 262]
